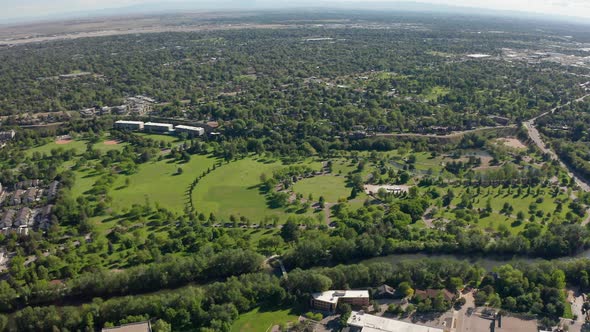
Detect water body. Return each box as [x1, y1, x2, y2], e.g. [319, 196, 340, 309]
[360, 249, 590, 271]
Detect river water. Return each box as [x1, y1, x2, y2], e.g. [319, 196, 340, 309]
[360, 248, 590, 271]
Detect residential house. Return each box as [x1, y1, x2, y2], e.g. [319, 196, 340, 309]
[14, 207, 32, 228]
[10, 190, 24, 206]
[48, 181, 60, 201]
[0, 210, 15, 230]
[374, 284, 396, 299]
[24, 188, 38, 204]
[414, 289, 455, 303]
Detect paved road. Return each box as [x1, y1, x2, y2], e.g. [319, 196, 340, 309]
[523, 94, 590, 224]
[523, 94, 590, 193]
[375, 126, 514, 139]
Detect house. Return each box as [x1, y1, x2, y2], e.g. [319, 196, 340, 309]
[114, 120, 144, 131]
[10, 190, 24, 205]
[48, 181, 60, 201]
[175, 125, 205, 137]
[1, 210, 15, 230]
[414, 289, 455, 302]
[112, 105, 128, 115]
[144, 122, 173, 133]
[23, 188, 38, 204]
[311, 290, 370, 312]
[102, 321, 152, 332]
[79, 108, 96, 117]
[14, 207, 32, 227]
[36, 205, 53, 230]
[374, 284, 396, 299]
[347, 311, 443, 332]
[0, 130, 15, 141]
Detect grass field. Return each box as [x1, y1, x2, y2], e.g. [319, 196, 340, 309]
[231, 307, 299, 332]
[293, 175, 351, 202]
[109, 155, 218, 213]
[27, 138, 126, 156]
[192, 158, 321, 222]
[421, 85, 450, 102]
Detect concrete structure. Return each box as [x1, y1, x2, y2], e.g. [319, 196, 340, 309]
[175, 125, 205, 137]
[114, 120, 144, 131]
[112, 105, 128, 115]
[347, 311, 444, 332]
[144, 122, 174, 133]
[311, 290, 370, 312]
[102, 321, 152, 332]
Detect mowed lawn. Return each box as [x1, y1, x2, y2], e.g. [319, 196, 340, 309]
[192, 158, 322, 222]
[231, 307, 298, 332]
[26, 139, 126, 156]
[293, 175, 351, 203]
[109, 155, 218, 213]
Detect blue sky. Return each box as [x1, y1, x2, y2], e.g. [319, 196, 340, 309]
[2, 0, 590, 21]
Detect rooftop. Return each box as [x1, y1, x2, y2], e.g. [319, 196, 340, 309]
[145, 122, 174, 127]
[312, 290, 369, 304]
[102, 322, 151, 332]
[347, 311, 444, 332]
[115, 120, 144, 125]
[175, 125, 204, 131]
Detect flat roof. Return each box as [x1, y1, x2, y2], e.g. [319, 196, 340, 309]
[175, 125, 204, 131]
[312, 290, 369, 304]
[347, 312, 443, 332]
[102, 322, 150, 332]
[115, 120, 144, 125]
[145, 122, 174, 127]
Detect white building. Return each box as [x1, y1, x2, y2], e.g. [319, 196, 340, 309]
[311, 290, 370, 311]
[347, 311, 444, 332]
[175, 125, 205, 136]
[114, 120, 145, 131]
[144, 122, 174, 133]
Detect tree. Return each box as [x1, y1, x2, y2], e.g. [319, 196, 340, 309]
[152, 319, 172, 332]
[280, 219, 300, 242]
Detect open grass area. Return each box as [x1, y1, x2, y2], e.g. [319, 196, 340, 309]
[192, 157, 321, 222]
[231, 307, 299, 332]
[134, 132, 180, 144]
[421, 85, 450, 101]
[26, 138, 127, 157]
[107, 155, 218, 213]
[293, 175, 351, 203]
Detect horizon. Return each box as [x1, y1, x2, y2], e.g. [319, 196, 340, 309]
[2, 0, 590, 25]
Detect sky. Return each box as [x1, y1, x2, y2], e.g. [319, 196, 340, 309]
[2, 0, 590, 22]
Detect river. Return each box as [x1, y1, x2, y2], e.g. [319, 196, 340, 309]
[360, 248, 590, 271]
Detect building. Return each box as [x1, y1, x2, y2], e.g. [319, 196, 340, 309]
[374, 284, 396, 299]
[175, 125, 205, 137]
[14, 207, 32, 228]
[0, 210, 15, 230]
[311, 290, 370, 312]
[10, 190, 24, 206]
[102, 321, 152, 332]
[79, 108, 96, 117]
[114, 120, 145, 131]
[414, 289, 455, 303]
[112, 105, 129, 115]
[48, 181, 60, 201]
[144, 122, 174, 133]
[0, 130, 15, 141]
[347, 311, 444, 332]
